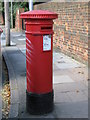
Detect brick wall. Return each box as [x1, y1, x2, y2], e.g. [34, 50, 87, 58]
[15, 8, 25, 31]
[34, 2, 88, 64]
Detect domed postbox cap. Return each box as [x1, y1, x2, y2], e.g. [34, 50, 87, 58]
[20, 10, 58, 19]
[0, 28, 3, 33]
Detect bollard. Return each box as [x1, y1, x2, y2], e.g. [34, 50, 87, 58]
[20, 10, 58, 115]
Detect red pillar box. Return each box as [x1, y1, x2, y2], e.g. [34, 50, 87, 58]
[20, 10, 58, 115]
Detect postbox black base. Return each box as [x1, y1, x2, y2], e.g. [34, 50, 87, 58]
[26, 90, 54, 115]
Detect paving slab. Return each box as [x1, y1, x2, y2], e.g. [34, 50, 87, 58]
[53, 52, 85, 69]
[54, 101, 88, 118]
[54, 82, 88, 93]
[53, 75, 74, 84]
[54, 92, 71, 103]
[82, 90, 88, 97]
[67, 91, 88, 102]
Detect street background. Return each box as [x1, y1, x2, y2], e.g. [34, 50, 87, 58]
[0, 26, 88, 119]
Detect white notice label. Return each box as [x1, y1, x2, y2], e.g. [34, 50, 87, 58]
[43, 35, 51, 51]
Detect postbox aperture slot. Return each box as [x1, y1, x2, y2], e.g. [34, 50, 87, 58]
[41, 26, 52, 31]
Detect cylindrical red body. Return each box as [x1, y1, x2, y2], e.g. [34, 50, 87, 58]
[26, 19, 53, 94]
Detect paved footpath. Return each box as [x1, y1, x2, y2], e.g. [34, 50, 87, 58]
[1, 30, 88, 119]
